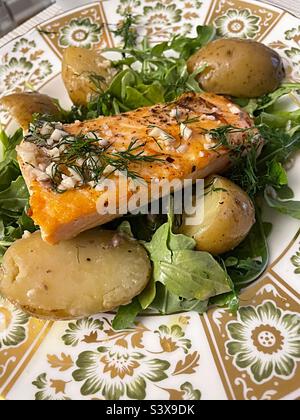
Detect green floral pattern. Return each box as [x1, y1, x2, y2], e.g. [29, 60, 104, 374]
[0, 38, 53, 94]
[215, 9, 260, 38]
[33, 373, 71, 400]
[285, 47, 300, 66]
[155, 324, 191, 353]
[116, 0, 200, 41]
[0, 296, 29, 349]
[73, 344, 170, 399]
[291, 249, 300, 274]
[59, 18, 102, 48]
[226, 301, 300, 384]
[180, 382, 201, 400]
[62, 318, 104, 347]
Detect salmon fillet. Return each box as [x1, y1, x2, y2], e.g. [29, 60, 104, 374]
[18, 92, 254, 244]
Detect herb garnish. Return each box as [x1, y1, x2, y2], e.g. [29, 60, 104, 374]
[25, 122, 163, 192]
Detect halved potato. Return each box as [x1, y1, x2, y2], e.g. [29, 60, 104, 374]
[0, 229, 151, 320]
[0, 92, 60, 129]
[62, 47, 114, 106]
[179, 176, 255, 255]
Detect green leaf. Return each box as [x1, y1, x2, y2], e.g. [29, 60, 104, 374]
[264, 186, 300, 219]
[150, 283, 208, 315]
[112, 298, 142, 330]
[267, 161, 288, 187]
[0, 160, 20, 191]
[0, 177, 29, 213]
[224, 209, 269, 285]
[257, 83, 300, 111]
[140, 214, 232, 309]
[210, 290, 240, 313]
[171, 25, 216, 60]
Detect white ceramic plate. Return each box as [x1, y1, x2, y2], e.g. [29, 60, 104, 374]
[0, 0, 299, 400]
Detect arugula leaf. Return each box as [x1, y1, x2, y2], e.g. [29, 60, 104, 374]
[150, 283, 208, 315]
[0, 177, 29, 214]
[170, 25, 216, 60]
[223, 210, 269, 285]
[112, 298, 142, 330]
[264, 186, 300, 219]
[267, 161, 288, 187]
[256, 83, 300, 111]
[240, 83, 300, 115]
[139, 214, 233, 309]
[0, 129, 37, 261]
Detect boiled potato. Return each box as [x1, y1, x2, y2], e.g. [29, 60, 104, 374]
[62, 47, 114, 106]
[0, 229, 151, 320]
[187, 39, 285, 98]
[179, 176, 255, 255]
[0, 92, 60, 129]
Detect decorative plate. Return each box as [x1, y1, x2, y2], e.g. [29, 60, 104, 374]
[0, 0, 299, 401]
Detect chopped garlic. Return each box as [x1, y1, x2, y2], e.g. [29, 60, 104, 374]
[205, 115, 216, 121]
[170, 108, 181, 119]
[86, 132, 98, 140]
[180, 123, 193, 140]
[149, 126, 176, 143]
[228, 105, 241, 114]
[47, 147, 60, 158]
[50, 129, 68, 143]
[103, 164, 116, 175]
[40, 123, 54, 136]
[69, 168, 83, 183]
[59, 144, 67, 153]
[205, 133, 213, 142]
[76, 158, 85, 166]
[204, 142, 217, 150]
[59, 175, 76, 190]
[32, 168, 50, 182]
[102, 124, 113, 137]
[176, 144, 188, 154]
[98, 138, 110, 147]
[45, 162, 55, 177]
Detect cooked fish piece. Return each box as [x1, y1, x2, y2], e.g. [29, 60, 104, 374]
[17, 92, 255, 244]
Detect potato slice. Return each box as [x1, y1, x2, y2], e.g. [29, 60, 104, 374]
[62, 47, 114, 106]
[0, 230, 151, 319]
[179, 176, 255, 255]
[0, 92, 60, 129]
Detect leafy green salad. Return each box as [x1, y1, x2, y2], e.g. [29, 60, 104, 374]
[1, 17, 300, 329]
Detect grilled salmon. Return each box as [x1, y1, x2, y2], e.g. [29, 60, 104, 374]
[17, 92, 255, 244]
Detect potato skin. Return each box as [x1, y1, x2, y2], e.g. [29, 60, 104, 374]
[187, 39, 285, 98]
[0, 230, 151, 320]
[0, 92, 60, 129]
[179, 176, 255, 255]
[62, 47, 114, 106]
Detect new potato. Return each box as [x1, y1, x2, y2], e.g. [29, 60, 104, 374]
[187, 39, 285, 98]
[0, 229, 151, 320]
[0, 92, 60, 129]
[179, 176, 255, 255]
[62, 47, 114, 106]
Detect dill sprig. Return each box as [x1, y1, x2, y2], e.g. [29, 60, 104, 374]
[25, 123, 163, 192]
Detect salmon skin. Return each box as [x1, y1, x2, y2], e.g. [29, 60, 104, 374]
[18, 92, 255, 244]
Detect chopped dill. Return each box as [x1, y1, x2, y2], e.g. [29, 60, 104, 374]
[25, 122, 163, 192]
